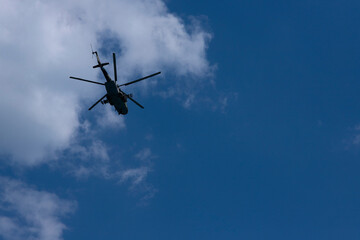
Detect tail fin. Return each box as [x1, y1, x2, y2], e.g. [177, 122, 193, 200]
[90, 49, 108, 68]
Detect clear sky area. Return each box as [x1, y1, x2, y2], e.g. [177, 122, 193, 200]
[0, 0, 360, 240]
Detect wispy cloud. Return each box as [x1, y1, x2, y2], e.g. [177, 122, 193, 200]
[63, 138, 113, 179]
[122, 148, 157, 203]
[120, 167, 150, 187]
[60, 132, 157, 199]
[118, 164, 157, 205]
[135, 148, 154, 162]
[0, 177, 76, 240]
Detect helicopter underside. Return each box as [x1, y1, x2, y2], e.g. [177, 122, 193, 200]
[108, 96, 128, 115]
[105, 81, 128, 115]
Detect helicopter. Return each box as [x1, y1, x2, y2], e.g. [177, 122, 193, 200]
[69, 50, 161, 115]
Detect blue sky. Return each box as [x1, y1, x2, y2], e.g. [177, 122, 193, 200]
[0, 0, 360, 239]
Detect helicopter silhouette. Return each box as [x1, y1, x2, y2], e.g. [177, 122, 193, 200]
[69, 50, 161, 115]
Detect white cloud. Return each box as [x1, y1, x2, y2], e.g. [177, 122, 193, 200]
[64, 139, 112, 179]
[0, 0, 212, 166]
[96, 107, 126, 130]
[0, 177, 76, 240]
[135, 148, 153, 161]
[119, 148, 156, 201]
[183, 94, 195, 109]
[120, 167, 150, 187]
[63, 143, 156, 200]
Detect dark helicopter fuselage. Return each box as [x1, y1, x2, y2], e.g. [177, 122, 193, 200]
[97, 55, 128, 115]
[104, 80, 128, 115]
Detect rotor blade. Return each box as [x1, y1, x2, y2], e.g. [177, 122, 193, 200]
[113, 53, 117, 83]
[127, 96, 144, 109]
[118, 72, 161, 87]
[88, 94, 107, 111]
[70, 76, 105, 85]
